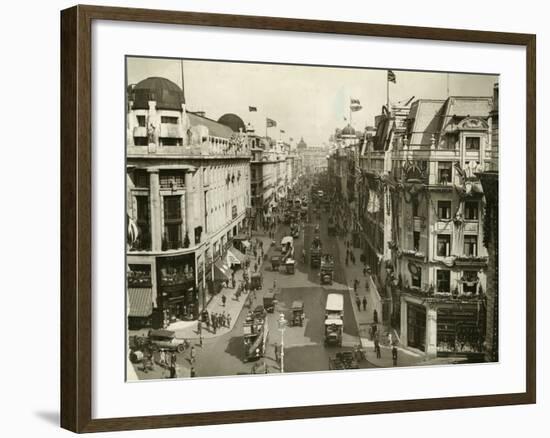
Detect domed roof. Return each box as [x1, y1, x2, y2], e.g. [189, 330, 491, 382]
[297, 137, 307, 149]
[340, 124, 356, 137]
[131, 77, 185, 110]
[218, 113, 246, 133]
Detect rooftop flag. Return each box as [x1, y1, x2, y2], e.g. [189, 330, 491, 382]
[266, 118, 277, 128]
[388, 70, 397, 83]
[351, 98, 361, 105]
[350, 104, 363, 112]
[249, 106, 257, 112]
[280, 129, 286, 133]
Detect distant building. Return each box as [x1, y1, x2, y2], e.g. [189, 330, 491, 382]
[126, 77, 251, 328]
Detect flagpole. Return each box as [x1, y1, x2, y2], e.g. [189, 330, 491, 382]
[386, 72, 389, 113]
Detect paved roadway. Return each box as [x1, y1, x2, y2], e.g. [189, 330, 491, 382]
[185, 201, 373, 378]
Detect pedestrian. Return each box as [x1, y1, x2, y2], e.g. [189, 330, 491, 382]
[355, 296, 361, 311]
[363, 267, 367, 277]
[392, 346, 398, 366]
[171, 352, 177, 367]
[169, 363, 177, 378]
[254, 262, 258, 273]
[199, 334, 203, 347]
[362, 296, 367, 311]
[273, 279, 277, 290]
[205, 314, 210, 331]
[353, 279, 358, 293]
[373, 309, 378, 324]
[190, 367, 196, 378]
[189, 346, 196, 365]
[374, 336, 381, 359]
[274, 343, 280, 362]
[387, 332, 393, 346]
[197, 320, 202, 335]
[221, 294, 226, 307]
[159, 349, 166, 367]
[371, 323, 377, 337]
[227, 314, 232, 328]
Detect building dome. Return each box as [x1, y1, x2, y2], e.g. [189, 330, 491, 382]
[340, 124, 356, 137]
[297, 137, 307, 149]
[131, 77, 185, 110]
[218, 113, 246, 133]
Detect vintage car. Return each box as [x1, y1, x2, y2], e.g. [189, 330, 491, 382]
[250, 272, 263, 290]
[271, 255, 281, 271]
[147, 329, 187, 353]
[290, 300, 305, 327]
[263, 290, 278, 313]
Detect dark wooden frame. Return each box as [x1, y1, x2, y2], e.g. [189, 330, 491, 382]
[61, 4, 536, 433]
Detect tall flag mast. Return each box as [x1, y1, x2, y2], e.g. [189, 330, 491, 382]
[387, 70, 396, 112]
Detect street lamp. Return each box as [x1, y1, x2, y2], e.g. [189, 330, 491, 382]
[278, 313, 287, 373]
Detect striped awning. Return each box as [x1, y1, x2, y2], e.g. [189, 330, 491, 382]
[128, 288, 153, 317]
[227, 247, 246, 265]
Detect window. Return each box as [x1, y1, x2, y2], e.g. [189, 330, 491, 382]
[127, 264, 152, 287]
[133, 136, 148, 146]
[465, 137, 480, 150]
[163, 195, 182, 249]
[436, 270, 451, 293]
[161, 116, 179, 124]
[464, 235, 478, 256]
[160, 137, 182, 146]
[438, 161, 452, 184]
[164, 196, 182, 220]
[411, 268, 422, 288]
[438, 200, 452, 220]
[136, 115, 146, 127]
[464, 201, 479, 220]
[437, 234, 451, 257]
[160, 170, 185, 189]
[132, 169, 149, 188]
[413, 231, 420, 252]
[462, 271, 478, 294]
[134, 196, 151, 250]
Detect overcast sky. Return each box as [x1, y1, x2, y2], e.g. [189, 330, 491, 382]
[127, 56, 497, 147]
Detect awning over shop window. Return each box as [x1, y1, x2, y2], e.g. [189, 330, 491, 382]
[214, 258, 231, 280]
[227, 247, 247, 265]
[127, 288, 153, 317]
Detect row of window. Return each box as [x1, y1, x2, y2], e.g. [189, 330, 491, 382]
[412, 231, 478, 257]
[436, 200, 479, 220]
[411, 269, 478, 294]
[136, 115, 179, 127]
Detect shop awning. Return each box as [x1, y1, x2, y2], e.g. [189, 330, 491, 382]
[127, 288, 153, 317]
[214, 258, 231, 280]
[227, 247, 247, 265]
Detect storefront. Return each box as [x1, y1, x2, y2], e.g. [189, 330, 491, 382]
[436, 304, 485, 357]
[127, 264, 153, 330]
[407, 302, 426, 352]
[156, 254, 197, 325]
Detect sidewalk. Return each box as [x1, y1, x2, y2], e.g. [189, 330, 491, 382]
[169, 229, 282, 341]
[334, 232, 424, 368]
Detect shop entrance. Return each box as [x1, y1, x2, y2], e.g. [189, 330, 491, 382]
[407, 303, 426, 351]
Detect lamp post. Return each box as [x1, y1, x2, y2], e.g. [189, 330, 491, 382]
[278, 313, 287, 373]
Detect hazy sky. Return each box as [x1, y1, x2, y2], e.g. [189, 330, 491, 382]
[127, 57, 497, 147]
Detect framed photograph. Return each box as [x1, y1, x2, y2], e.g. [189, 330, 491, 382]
[60, 4, 536, 433]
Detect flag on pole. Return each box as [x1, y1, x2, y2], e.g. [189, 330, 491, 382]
[249, 106, 257, 112]
[280, 129, 285, 134]
[388, 70, 397, 83]
[266, 118, 277, 128]
[350, 105, 362, 112]
[350, 98, 361, 105]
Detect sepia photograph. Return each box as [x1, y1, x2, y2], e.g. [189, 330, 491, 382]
[125, 56, 499, 381]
